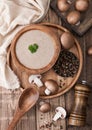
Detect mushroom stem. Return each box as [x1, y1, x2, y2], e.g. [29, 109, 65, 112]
[45, 88, 51, 95]
[34, 77, 43, 87]
[67, 0, 72, 4]
[39, 101, 45, 106]
[53, 112, 62, 121]
[75, 21, 80, 26]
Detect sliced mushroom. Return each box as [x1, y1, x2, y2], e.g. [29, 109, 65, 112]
[29, 74, 43, 87]
[57, 0, 70, 12]
[53, 106, 67, 121]
[67, 11, 81, 25]
[60, 32, 74, 49]
[39, 101, 51, 113]
[75, 0, 89, 12]
[44, 79, 59, 95]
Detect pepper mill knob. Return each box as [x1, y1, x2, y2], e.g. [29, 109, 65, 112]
[69, 81, 90, 126]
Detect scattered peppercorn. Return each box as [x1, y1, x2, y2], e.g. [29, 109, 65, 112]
[60, 125, 63, 129]
[39, 121, 57, 129]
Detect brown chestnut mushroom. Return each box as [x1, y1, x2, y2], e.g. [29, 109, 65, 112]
[57, 0, 70, 12]
[60, 32, 74, 49]
[67, 11, 81, 25]
[88, 46, 92, 55]
[39, 101, 51, 113]
[44, 79, 59, 95]
[75, 0, 89, 12]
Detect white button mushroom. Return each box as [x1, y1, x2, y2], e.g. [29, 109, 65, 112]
[53, 107, 67, 121]
[29, 74, 43, 87]
[67, 11, 81, 25]
[44, 80, 59, 95]
[39, 101, 51, 113]
[60, 32, 74, 49]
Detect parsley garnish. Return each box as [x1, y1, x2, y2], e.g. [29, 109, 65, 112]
[28, 43, 39, 53]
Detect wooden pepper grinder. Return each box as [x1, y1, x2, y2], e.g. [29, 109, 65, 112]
[69, 81, 90, 126]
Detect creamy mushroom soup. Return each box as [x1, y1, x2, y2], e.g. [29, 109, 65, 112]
[16, 30, 55, 69]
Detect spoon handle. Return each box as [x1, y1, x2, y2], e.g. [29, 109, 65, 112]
[7, 109, 23, 130]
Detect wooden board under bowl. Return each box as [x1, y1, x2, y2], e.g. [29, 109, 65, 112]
[50, 0, 92, 36]
[7, 23, 83, 99]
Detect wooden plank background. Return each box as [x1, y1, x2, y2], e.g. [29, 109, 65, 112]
[0, 6, 92, 130]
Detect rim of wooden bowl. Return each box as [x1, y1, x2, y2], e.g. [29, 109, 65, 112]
[40, 23, 83, 99]
[11, 24, 61, 74]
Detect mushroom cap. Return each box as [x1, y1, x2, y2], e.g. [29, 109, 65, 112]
[88, 46, 92, 55]
[60, 32, 74, 49]
[75, 0, 89, 12]
[45, 80, 59, 94]
[39, 102, 51, 113]
[57, 0, 70, 12]
[29, 74, 41, 83]
[67, 11, 81, 25]
[55, 106, 66, 119]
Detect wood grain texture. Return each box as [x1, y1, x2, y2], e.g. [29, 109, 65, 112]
[0, 6, 92, 130]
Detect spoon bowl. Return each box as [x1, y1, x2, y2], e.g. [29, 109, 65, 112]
[7, 86, 39, 130]
[19, 86, 39, 110]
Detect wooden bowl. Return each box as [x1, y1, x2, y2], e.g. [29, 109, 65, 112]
[8, 23, 83, 99]
[11, 24, 61, 74]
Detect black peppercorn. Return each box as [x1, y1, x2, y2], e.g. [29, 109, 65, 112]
[53, 50, 79, 77]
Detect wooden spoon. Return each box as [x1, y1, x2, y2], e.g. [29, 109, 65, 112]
[7, 86, 39, 130]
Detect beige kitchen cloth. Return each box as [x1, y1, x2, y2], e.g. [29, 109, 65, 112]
[0, 0, 50, 89]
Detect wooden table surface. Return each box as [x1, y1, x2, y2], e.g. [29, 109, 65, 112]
[0, 6, 92, 130]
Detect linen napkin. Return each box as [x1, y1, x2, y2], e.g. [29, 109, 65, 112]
[0, 0, 50, 89]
